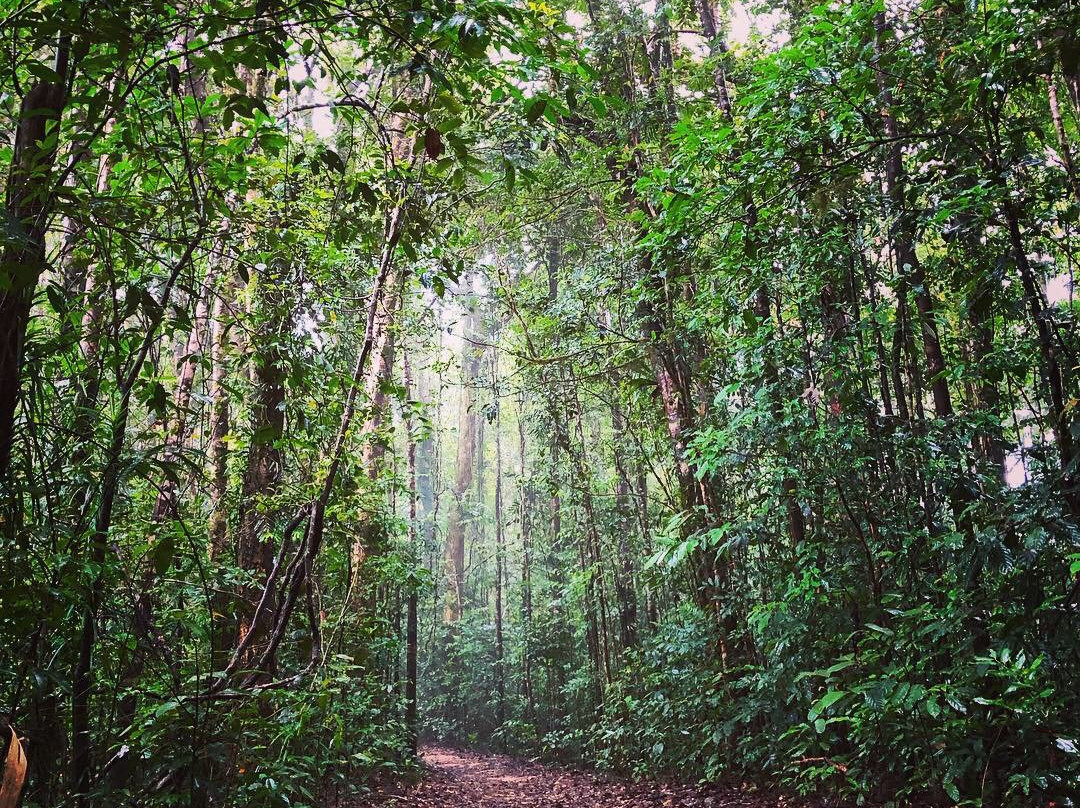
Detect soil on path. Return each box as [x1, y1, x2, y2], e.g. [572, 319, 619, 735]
[353, 746, 803, 808]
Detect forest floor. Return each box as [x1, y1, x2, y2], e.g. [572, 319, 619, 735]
[349, 746, 807, 808]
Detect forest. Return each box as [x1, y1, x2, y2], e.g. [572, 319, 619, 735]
[0, 0, 1078, 806]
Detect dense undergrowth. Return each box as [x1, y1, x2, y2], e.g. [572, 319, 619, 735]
[2, 0, 1079, 806]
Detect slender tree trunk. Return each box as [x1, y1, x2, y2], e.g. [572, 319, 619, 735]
[154, 253, 222, 522]
[573, 399, 612, 689]
[863, 252, 896, 418]
[968, 268, 1006, 482]
[235, 251, 289, 657]
[550, 385, 609, 702]
[1046, 74, 1080, 205]
[208, 271, 235, 562]
[585, 0, 735, 660]
[516, 392, 535, 718]
[493, 375, 507, 732]
[70, 229, 205, 807]
[350, 265, 404, 586]
[873, 10, 953, 421]
[403, 351, 419, 755]
[610, 397, 638, 652]
[1001, 201, 1079, 517]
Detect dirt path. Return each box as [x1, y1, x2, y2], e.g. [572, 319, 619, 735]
[354, 746, 800, 808]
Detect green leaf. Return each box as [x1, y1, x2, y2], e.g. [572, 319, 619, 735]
[943, 780, 960, 802]
[321, 149, 346, 173]
[865, 623, 895, 636]
[809, 690, 846, 720]
[526, 98, 548, 125]
[459, 28, 488, 59]
[352, 181, 378, 208]
[25, 62, 63, 84]
[926, 697, 941, 718]
[566, 86, 578, 111]
[152, 534, 175, 575]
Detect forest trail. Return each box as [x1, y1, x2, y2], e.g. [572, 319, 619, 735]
[356, 746, 798, 808]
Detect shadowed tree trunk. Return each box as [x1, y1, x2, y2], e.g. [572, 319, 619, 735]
[235, 250, 289, 656]
[610, 397, 639, 652]
[873, 10, 954, 423]
[0, 46, 69, 480]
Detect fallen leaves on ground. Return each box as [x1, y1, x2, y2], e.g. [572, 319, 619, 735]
[348, 746, 807, 808]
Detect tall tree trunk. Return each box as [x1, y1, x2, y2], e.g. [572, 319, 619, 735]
[0, 48, 69, 479]
[235, 252, 289, 656]
[874, 8, 979, 536]
[444, 300, 482, 624]
[208, 271, 236, 562]
[493, 369, 507, 732]
[516, 392, 535, 718]
[968, 266, 1006, 483]
[873, 10, 953, 421]
[863, 252, 896, 418]
[585, 0, 734, 659]
[232, 66, 282, 656]
[549, 382, 609, 703]
[350, 264, 403, 590]
[349, 95, 419, 591]
[153, 253, 222, 522]
[1001, 201, 1079, 517]
[571, 393, 612, 690]
[403, 351, 419, 755]
[610, 398, 639, 652]
[1045, 74, 1080, 205]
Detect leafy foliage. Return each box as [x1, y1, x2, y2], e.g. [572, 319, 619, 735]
[2, 0, 1079, 806]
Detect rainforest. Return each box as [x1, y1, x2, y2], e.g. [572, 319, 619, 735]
[0, 0, 1078, 806]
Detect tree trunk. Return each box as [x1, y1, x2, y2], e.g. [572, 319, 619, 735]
[0, 61, 69, 479]
[968, 267, 1006, 482]
[214, 198, 409, 687]
[610, 398, 639, 652]
[70, 229, 204, 806]
[516, 392, 535, 718]
[153, 246, 223, 522]
[1001, 201, 1079, 517]
[1046, 74, 1080, 205]
[444, 299, 482, 623]
[493, 368, 507, 731]
[873, 10, 954, 421]
[350, 264, 403, 588]
[403, 351, 419, 755]
[208, 271, 236, 562]
[235, 253, 289, 656]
